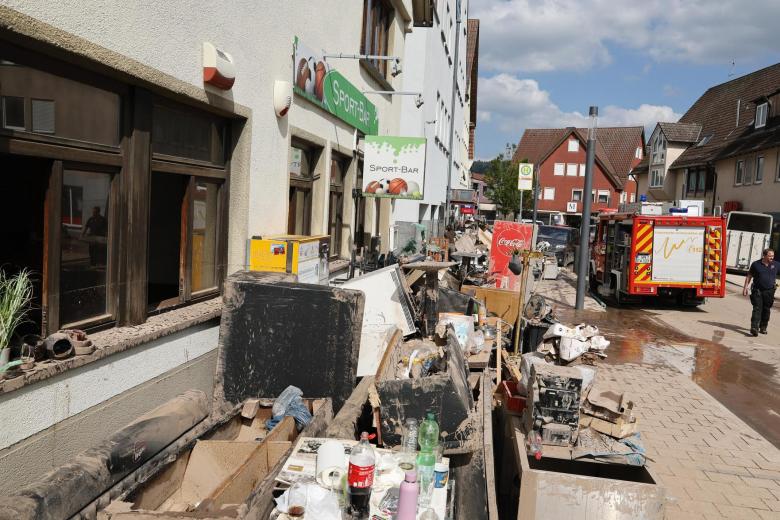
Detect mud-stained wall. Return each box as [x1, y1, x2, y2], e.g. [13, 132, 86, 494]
[0, 328, 218, 494]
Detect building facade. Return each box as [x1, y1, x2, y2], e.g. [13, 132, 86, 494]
[514, 127, 645, 225]
[392, 0, 472, 245]
[632, 63, 780, 248]
[0, 0, 425, 491]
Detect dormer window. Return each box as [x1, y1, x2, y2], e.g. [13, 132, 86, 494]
[635, 146, 642, 159]
[755, 102, 768, 128]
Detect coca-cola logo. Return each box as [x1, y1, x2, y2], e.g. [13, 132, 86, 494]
[494, 226, 531, 256]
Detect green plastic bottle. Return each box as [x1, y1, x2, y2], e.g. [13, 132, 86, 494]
[416, 411, 440, 504]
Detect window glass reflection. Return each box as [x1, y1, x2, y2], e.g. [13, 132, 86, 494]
[191, 181, 219, 292]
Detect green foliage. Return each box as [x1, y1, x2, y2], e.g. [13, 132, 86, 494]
[0, 268, 33, 350]
[483, 150, 534, 217]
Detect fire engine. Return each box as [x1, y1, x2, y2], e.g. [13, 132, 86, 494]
[589, 207, 727, 306]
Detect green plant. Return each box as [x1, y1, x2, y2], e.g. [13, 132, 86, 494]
[0, 269, 34, 351]
[483, 148, 534, 218]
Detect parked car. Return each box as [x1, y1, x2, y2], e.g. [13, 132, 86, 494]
[538, 225, 578, 266]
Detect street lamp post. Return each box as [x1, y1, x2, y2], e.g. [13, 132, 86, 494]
[575, 106, 598, 310]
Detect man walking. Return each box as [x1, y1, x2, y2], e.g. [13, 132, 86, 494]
[743, 248, 780, 336]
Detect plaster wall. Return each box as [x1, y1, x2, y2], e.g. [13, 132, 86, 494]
[3, 0, 412, 260]
[714, 150, 780, 213]
[0, 350, 217, 493]
[393, 0, 469, 226]
[648, 144, 686, 201]
[0, 323, 218, 451]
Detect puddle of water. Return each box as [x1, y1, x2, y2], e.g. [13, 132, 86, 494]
[554, 305, 780, 448]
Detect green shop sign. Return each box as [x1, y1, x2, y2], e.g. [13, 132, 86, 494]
[293, 37, 379, 135]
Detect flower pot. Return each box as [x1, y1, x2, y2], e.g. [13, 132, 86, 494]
[0, 348, 9, 367]
[22, 334, 46, 361]
[20, 356, 35, 372]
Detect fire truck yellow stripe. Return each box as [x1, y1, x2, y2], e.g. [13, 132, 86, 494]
[636, 225, 652, 243]
[636, 233, 653, 253]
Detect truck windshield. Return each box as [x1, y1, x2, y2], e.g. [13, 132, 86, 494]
[538, 226, 571, 244]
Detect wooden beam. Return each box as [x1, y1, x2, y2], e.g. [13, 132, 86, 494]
[120, 88, 152, 325]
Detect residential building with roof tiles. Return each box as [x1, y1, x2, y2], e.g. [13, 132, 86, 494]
[513, 126, 645, 225]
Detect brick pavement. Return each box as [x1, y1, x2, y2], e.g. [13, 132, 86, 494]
[535, 271, 780, 519]
[598, 358, 780, 519]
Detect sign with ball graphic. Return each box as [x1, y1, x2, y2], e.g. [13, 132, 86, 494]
[363, 136, 427, 200]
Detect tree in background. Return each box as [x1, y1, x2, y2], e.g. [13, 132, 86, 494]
[483, 143, 533, 219]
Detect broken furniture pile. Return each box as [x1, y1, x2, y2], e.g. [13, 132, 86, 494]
[508, 320, 643, 466]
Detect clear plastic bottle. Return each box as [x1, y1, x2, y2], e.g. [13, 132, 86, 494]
[416, 411, 440, 505]
[347, 432, 376, 519]
[400, 418, 419, 470]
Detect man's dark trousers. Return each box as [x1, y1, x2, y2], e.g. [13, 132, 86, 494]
[751, 287, 775, 331]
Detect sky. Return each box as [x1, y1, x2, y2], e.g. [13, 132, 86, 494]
[471, 0, 780, 160]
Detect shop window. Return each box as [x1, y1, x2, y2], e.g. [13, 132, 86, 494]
[329, 155, 349, 258]
[2, 95, 25, 130]
[148, 172, 188, 308]
[152, 103, 226, 165]
[288, 142, 318, 235]
[0, 154, 50, 335]
[147, 172, 223, 309]
[31, 99, 55, 134]
[191, 181, 220, 293]
[0, 59, 120, 145]
[361, 0, 394, 79]
[60, 170, 112, 326]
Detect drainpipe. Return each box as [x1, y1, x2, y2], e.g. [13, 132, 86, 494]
[444, 0, 462, 225]
[709, 163, 718, 215]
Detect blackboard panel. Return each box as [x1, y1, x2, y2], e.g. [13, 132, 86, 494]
[214, 271, 364, 412]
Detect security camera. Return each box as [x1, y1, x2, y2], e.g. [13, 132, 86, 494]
[391, 58, 402, 77]
[415, 94, 424, 108]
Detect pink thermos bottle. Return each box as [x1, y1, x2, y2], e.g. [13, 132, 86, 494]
[396, 470, 419, 520]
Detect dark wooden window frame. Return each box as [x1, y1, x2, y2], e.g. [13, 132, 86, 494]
[328, 153, 350, 259]
[360, 0, 394, 87]
[0, 41, 233, 334]
[288, 140, 319, 236]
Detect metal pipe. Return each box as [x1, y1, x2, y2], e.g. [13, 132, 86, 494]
[576, 106, 598, 310]
[445, 0, 463, 226]
[532, 164, 539, 246]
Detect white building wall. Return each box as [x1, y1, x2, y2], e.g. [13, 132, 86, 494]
[393, 0, 469, 230]
[4, 0, 412, 260]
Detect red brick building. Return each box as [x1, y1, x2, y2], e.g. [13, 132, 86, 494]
[513, 127, 645, 224]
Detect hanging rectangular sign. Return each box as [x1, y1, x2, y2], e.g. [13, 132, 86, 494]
[518, 163, 534, 190]
[293, 37, 379, 135]
[362, 136, 426, 199]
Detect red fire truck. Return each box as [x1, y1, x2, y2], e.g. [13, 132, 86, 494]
[589, 211, 727, 305]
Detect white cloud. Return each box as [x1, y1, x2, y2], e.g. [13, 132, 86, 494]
[478, 74, 681, 139]
[471, 0, 780, 73]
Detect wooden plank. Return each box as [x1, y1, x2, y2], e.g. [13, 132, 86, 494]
[483, 371, 500, 520]
[502, 349, 522, 383]
[120, 87, 152, 325]
[0, 136, 122, 166]
[468, 349, 492, 370]
[42, 160, 63, 334]
[326, 376, 374, 439]
[150, 158, 227, 179]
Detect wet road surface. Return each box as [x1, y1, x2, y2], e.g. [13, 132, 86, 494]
[556, 304, 780, 448]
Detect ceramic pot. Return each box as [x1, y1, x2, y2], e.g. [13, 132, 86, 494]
[0, 348, 9, 367]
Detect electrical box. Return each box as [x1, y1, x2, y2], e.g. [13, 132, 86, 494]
[249, 234, 330, 284]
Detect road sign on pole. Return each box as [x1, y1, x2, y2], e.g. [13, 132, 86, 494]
[518, 163, 534, 191]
